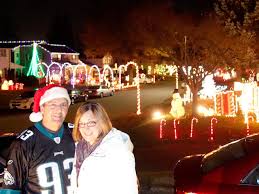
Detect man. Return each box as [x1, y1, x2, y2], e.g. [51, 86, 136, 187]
[1, 84, 75, 194]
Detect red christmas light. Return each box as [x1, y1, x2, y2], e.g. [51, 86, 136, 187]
[209, 117, 218, 141]
[190, 117, 198, 138]
[173, 119, 180, 140]
[159, 119, 166, 139]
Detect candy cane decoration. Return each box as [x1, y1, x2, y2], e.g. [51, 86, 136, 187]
[209, 117, 218, 141]
[190, 117, 198, 138]
[125, 61, 141, 115]
[159, 119, 167, 139]
[174, 119, 180, 140]
[246, 116, 255, 136]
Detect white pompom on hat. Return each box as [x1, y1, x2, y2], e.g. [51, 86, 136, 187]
[29, 84, 71, 122]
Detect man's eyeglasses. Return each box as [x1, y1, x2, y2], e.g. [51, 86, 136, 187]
[78, 121, 97, 128]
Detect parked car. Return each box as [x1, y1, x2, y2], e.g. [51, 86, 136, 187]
[9, 91, 35, 110]
[84, 85, 115, 98]
[67, 88, 88, 104]
[134, 75, 154, 84]
[0, 133, 17, 188]
[174, 133, 259, 194]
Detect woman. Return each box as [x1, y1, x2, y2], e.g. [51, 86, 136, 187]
[71, 102, 138, 194]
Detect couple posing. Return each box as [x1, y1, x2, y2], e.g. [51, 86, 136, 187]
[1, 84, 138, 194]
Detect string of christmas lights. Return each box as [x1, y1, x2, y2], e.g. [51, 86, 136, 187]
[159, 119, 167, 139]
[190, 117, 198, 138]
[209, 117, 218, 141]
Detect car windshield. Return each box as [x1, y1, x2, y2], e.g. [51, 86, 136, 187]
[201, 134, 259, 173]
[20, 91, 35, 98]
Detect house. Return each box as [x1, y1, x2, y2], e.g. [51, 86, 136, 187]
[13, 41, 80, 74]
[0, 40, 82, 82]
[0, 41, 37, 81]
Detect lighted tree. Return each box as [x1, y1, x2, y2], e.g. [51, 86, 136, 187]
[199, 74, 216, 99]
[27, 42, 45, 78]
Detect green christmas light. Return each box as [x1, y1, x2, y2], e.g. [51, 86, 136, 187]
[26, 42, 45, 78]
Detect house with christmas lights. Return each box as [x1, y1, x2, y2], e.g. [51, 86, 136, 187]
[0, 40, 82, 82]
[0, 41, 35, 81]
[13, 41, 80, 76]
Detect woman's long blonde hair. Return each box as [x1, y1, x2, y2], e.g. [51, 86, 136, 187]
[72, 102, 112, 142]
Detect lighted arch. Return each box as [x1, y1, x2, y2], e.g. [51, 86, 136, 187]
[88, 65, 101, 85]
[62, 62, 74, 86]
[73, 64, 88, 86]
[48, 62, 63, 84]
[102, 65, 114, 86]
[38, 62, 49, 84]
[118, 64, 127, 90]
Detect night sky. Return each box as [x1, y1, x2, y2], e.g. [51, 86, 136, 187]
[1, 0, 213, 48]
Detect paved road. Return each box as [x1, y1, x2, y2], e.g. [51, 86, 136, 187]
[0, 80, 175, 132]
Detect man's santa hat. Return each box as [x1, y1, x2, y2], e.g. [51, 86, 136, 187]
[29, 84, 71, 122]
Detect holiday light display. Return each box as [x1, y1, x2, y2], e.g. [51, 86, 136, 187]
[118, 64, 127, 89]
[48, 62, 63, 84]
[183, 84, 192, 105]
[62, 62, 74, 85]
[125, 61, 141, 115]
[199, 74, 216, 99]
[102, 65, 114, 87]
[166, 65, 177, 76]
[238, 82, 259, 123]
[215, 91, 236, 116]
[209, 117, 218, 141]
[88, 65, 101, 85]
[24, 60, 142, 115]
[173, 119, 179, 140]
[27, 42, 45, 78]
[38, 62, 49, 83]
[190, 117, 198, 138]
[159, 119, 167, 139]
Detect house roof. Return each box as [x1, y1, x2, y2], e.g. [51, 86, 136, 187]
[0, 41, 43, 48]
[0, 41, 79, 55]
[39, 43, 79, 54]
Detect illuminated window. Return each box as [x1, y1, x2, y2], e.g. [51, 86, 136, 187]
[72, 55, 76, 59]
[58, 54, 61, 60]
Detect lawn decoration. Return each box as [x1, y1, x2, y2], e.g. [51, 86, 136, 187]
[209, 117, 218, 141]
[1, 80, 9, 90]
[159, 119, 167, 139]
[174, 119, 180, 140]
[215, 91, 236, 116]
[124, 61, 141, 115]
[170, 89, 185, 118]
[238, 82, 259, 123]
[190, 117, 198, 138]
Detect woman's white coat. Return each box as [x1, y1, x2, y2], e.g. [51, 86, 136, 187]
[71, 128, 138, 194]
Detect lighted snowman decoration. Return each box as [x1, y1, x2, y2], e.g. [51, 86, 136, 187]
[169, 89, 185, 119]
[1, 80, 9, 90]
